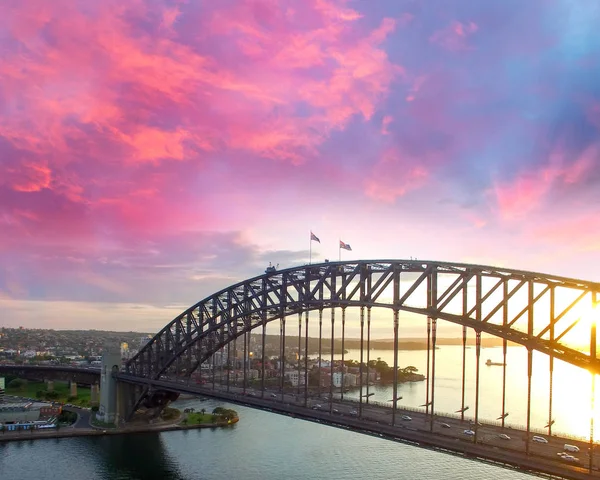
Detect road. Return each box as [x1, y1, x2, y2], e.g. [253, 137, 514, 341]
[184, 383, 599, 479]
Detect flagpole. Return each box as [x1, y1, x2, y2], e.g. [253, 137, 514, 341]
[339, 241, 341, 262]
[309, 233, 312, 265]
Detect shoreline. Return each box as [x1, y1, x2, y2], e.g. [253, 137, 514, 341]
[0, 416, 239, 444]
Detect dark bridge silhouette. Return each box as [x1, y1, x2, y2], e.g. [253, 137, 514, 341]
[124, 259, 600, 381]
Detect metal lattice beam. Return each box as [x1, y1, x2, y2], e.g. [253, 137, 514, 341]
[122, 260, 600, 382]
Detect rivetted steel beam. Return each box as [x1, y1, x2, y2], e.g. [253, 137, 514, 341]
[124, 260, 600, 384]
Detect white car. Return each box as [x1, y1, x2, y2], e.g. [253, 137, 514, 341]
[401, 415, 412, 421]
[463, 429, 475, 436]
[532, 436, 548, 444]
[562, 455, 580, 463]
[498, 433, 511, 440]
[440, 423, 451, 429]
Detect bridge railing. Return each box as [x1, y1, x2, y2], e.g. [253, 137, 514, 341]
[339, 397, 592, 443]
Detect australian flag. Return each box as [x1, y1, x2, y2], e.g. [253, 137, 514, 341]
[339, 240, 352, 251]
[310, 231, 321, 243]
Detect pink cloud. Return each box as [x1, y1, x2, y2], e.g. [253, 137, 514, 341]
[405, 75, 427, 102]
[364, 147, 429, 202]
[0, 0, 403, 249]
[381, 115, 393, 134]
[489, 144, 598, 220]
[430, 21, 478, 52]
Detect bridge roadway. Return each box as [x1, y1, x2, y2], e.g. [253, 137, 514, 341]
[118, 375, 597, 480]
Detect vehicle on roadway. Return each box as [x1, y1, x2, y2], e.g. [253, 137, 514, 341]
[270, 393, 277, 398]
[498, 433, 511, 440]
[401, 415, 412, 421]
[532, 435, 548, 444]
[439, 423, 451, 428]
[564, 444, 580, 453]
[463, 429, 475, 436]
[350, 410, 358, 416]
[561, 454, 580, 463]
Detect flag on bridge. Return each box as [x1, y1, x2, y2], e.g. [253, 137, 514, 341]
[310, 231, 321, 243]
[339, 240, 352, 251]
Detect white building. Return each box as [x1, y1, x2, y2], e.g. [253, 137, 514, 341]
[333, 372, 357, 387]
[285, 370, 306, 387]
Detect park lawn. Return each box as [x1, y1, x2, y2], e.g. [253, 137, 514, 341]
[185, 412, 217, 425]
[6, 380, 93, 407]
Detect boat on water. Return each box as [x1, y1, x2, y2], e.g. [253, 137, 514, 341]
[486, 359, 505, 366]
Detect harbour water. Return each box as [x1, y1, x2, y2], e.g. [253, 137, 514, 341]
[1, 395, 539, 480]
[336, 345, 598, 440]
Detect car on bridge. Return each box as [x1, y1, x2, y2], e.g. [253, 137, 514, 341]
[532, 435, 548, 444]
[400, 415, 412, 421]
[463, 429, 475, 436]
[498, 433, 511, 440]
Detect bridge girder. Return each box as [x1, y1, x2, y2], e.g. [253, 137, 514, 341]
[123, 260, 600, 382]
[0, 365, 100, 385]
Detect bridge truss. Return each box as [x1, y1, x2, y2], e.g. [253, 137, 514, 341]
[120, 260, 600, 459]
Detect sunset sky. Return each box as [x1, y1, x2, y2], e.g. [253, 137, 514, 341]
[1, 0, 599, 332]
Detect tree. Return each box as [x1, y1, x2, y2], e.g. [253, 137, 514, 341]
[402, 366, 418, 374]
[8, 378, 27, 390]
[200, 408, 206, 416]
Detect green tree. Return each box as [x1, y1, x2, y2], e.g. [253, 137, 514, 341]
[8, 378, 27, 390]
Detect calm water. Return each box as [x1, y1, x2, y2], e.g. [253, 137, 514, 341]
[1, 396, 538, 480]
[335, 346, 598, 439]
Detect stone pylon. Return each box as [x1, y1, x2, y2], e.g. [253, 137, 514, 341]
[90, 383, 100, 406]
[97, 345, 121, 424]
[69, 381, 78, 398]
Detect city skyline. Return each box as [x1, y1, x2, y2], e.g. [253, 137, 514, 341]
[1, 0, 599, 331]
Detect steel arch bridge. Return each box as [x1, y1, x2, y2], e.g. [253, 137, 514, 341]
[123, 259, 600, 382]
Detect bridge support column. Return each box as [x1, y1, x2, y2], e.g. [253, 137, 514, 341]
[115, 381, 139, 425]
[366, 307, 371, 404]
[474, 330, 481, 444]
[304, 310, 309, 407]
[392, 309, 399, 426]
[90, 383, 100, 406]
[425, 317, 431, 416]
[97, 345, 121, 425]
[340, 308, 345, 403]
[69, 381, 78, 398]
[359, 306, 364, 418]
[430, 318, 437, 433]
[525, 347, 533, 455]
[46, 380, 54, 392]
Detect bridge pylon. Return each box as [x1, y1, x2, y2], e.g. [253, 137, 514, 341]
[97, 345, 121, 424]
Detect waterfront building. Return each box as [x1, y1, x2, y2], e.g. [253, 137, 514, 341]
[333, 372, 357, 387]
[285, 370, 305, 387]
[0, 401, 56, 423]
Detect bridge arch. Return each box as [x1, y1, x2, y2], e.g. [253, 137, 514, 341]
[124, 260, 600, 380]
